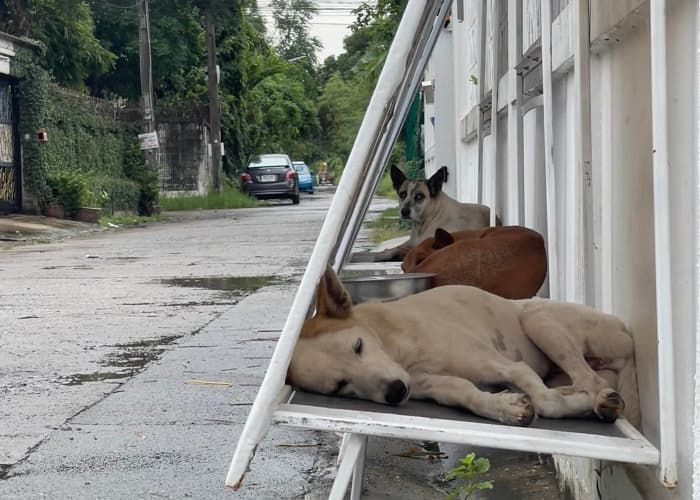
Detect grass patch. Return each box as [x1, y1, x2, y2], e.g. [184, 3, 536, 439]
[159, 189, 259, 211]
[366, 207, 410, 243]
[100, 214, 165, 227]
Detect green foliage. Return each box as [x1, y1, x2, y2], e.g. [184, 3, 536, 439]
[0, 0, 30, 35]
[271, 0, 321, 65]
[159, 186, 258, 211]
[91, 0, 206, 100]
[43, 86, 127, 179]
[91, 176, 140, 215]
[12, 49, 53, 207]
[29, 0, 116, 88]
[442, 453, 494, 500]
[122, 140, 160, 216]
[5, 0, 410, 205]
[46, 170, 88, 217]
[317, 73, 369, 160]
[314, 0, 408, 179]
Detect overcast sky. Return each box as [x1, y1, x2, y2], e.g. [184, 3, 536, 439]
[257, 1, 367, 61]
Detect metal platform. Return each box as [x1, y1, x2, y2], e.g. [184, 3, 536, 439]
[275, 389, 659, 466]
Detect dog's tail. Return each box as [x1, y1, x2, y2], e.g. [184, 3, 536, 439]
[618, 354, 641, 429]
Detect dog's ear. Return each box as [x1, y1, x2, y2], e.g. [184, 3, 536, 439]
[390, 165, 406, 193]
[315, 265, 353, 319]
[427, 167, 448, 197]
[433, 228, 455, 249]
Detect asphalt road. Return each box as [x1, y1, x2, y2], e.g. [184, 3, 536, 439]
[0, 187, 560, 499]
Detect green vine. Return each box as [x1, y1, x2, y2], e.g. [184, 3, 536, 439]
[10, 47, 156, 214]
[12, 47, 52, 208]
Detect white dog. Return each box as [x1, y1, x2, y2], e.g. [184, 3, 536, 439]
[288, 268, 639, 427]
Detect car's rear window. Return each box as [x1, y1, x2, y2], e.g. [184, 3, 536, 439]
[248, 155, 289, 168]
[293, 164, 309, 173]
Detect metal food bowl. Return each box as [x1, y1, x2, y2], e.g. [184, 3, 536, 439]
[340, 273, 436, 304]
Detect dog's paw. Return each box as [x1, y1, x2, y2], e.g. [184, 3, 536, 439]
[501, 393, 535, 426]
[594, 389, 625, 422]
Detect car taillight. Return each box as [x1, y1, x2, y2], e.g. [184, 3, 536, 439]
[285, 170, 296, 180]
[241, 172, 252, 183]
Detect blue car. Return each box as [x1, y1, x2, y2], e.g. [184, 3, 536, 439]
[293, 161, 314, 194]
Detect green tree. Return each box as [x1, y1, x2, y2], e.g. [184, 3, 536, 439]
[271, 0, 321, 65]
[90, 0, 206, 101]
[30, 0, 116, 88]
[314, 0, 408, 175]
[0, 0, 29, 35]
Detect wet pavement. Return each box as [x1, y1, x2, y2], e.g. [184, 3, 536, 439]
[0, 187, 564, 499]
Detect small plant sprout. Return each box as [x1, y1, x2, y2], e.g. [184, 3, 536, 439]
[442, 452, 493, 500]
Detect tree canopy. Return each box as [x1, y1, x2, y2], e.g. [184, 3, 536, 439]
[0, 0, 408, 176]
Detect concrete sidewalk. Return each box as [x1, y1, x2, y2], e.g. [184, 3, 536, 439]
[0, 214, 104, 245]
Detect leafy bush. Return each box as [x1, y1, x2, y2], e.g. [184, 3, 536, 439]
[123, 140, 160, 216]
[46, 170, 88, 218]
[90, 176, 140, 214]
[81, 187, 110, 208]
[442, 453, 493, 500]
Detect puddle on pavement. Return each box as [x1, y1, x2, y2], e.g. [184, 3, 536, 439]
[59, 278, 291, 387]
[159, 275, 288, 295]
[59, 371, 133, 386]
[58, 335, 181, 386]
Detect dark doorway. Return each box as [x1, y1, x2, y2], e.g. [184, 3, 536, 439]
[0, 76, 20, 213]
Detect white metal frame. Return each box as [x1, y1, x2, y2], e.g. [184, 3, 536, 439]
[225, 0, 453, 490]
[649, 0, 678, 488]
[507, 0, 524, 226]
[476, 0, 487, 205]
[540, 0, 560, 300]
[695, 1, 700, 495]
[225, 1, 681, 495]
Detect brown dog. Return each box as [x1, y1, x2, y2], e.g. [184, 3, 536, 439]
[288, 267, 639, 427]
[401, 226, 547, 299]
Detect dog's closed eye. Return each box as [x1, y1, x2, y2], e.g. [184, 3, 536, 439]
[353, 338, 363, 355]
[332, 379, 349, 395]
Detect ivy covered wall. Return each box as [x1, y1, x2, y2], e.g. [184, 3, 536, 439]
[11, 47, 154, 214]
[42, 87, 144, 213]
[12, 47, 52, 210]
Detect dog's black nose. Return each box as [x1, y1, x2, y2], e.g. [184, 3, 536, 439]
[385, 380, 408, 404]
[401, 207, 410, 218]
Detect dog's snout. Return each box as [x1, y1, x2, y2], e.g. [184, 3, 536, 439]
[400, 207, 411, 218]
[385, 379, 409, 404]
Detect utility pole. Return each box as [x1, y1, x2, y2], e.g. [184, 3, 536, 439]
[137, 0, 157, 165]
[205, 6, 223, 192]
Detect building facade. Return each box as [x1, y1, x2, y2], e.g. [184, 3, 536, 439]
[422, 1, 698, 498]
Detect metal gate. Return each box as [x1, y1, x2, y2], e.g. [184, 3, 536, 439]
[0, 77, 19, 213]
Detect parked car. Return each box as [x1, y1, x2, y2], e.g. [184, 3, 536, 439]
[292, 161, 314, 194]
[241, 154, 300, 204]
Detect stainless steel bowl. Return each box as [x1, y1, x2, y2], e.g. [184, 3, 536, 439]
[340, 273, 436, 304]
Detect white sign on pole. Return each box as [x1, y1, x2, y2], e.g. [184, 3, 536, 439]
[138, 131, 159, 150]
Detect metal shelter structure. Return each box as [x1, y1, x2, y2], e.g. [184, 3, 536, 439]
[226, 0, 678, 497]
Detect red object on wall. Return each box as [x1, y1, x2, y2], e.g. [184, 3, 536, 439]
[37, 128, 48, 143]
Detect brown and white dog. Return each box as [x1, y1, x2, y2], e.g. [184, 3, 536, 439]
[354, 166, 497, 262]
[401, 226, 547, 299]
[287, 267, 639, 427]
